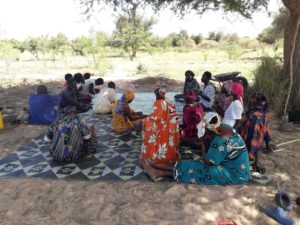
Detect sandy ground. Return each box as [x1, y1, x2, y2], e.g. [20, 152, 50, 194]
[0, 79, 299, 225]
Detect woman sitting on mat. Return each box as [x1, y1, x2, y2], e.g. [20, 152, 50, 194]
[44, 106, 96, 162]
[142, 112, 250, 185]
[180, 90, 204, 145]
[93, 81, 117, 114]
[140, 88, 180, 164]
[112, 90, 147, 132]
[240, 92, 273, 174]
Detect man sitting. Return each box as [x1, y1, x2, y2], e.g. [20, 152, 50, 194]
[198, 71, 216, 111]
[28, 85, 61, 125]
[63, 73, 73, 89]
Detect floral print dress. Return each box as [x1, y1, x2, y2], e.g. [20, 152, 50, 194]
[174, 130, 250, 185]
[140, 99, 179, 163]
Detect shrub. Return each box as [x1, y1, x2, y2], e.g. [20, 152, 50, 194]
[198, 40, 219, 49]
[238, 38, 259, 50]
[225, 44, 244, 59]
[252, 56, 286, 116]
[136, 63, 147, 74]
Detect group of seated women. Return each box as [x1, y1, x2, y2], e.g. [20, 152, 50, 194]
[43, 70, 273, 185]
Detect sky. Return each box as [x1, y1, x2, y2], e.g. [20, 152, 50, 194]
[0, 0, 283, 40]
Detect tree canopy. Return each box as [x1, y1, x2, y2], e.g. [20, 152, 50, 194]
[79, 0, 269, 19]
[258, 8, 289, 44]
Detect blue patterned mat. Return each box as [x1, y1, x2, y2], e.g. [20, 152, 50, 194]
[0, 93, 193, 181]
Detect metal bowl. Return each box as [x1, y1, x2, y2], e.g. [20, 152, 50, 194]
[213, 71, 241, 82]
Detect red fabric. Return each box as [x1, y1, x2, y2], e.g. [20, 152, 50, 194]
[231, 82, 244, 101]
[184, 90, 197, 101]
[180, 104, 204, 138]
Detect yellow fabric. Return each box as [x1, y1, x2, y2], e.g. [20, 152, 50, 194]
[124, 90, 135, 102]
[0, 112, 4, 129]
[112, 100, 142, 132]
[112, 100, 131, 132]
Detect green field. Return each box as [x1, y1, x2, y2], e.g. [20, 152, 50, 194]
[0, 44, 282, 88]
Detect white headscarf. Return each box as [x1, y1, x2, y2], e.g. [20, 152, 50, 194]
[197, 112, 221, 138]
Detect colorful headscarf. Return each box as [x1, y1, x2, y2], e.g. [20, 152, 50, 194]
[123, 90, 135, 103]
[231, 82, 244, 101]
[154, 88, 166, 99]
[197, 112, 221, 138]
[184, 90, 197, 102]
[249, 91, 268, 111]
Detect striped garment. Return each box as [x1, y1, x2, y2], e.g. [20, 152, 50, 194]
[44, 114, 91, 162]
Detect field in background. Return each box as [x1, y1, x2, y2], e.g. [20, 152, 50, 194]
[0, 44, 282, 88]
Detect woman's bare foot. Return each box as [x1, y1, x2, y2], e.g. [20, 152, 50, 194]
[142, 161, 161, 182]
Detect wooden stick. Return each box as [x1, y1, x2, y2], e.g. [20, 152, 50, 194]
[276, 139, 300, 147]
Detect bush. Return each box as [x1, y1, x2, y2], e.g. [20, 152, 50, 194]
[238, 38, 259, 50]
[198, 40, 219, 49]
[252, 56, 287, 116]
[225, 44, 244, 59]
[136, 63, 147, 74]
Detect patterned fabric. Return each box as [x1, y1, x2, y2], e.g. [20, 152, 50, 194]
[44, 114, 91, 162]
[240, 92, 271, 158]
[199, 82, 216, 109]
[174, 130, 250, 185]
[218, 81, 234, 113]
[180, 104, 204, 138]
[93, 87, 116, 114]
[112, 93, 142, 132]
[140, 99, 179, 163]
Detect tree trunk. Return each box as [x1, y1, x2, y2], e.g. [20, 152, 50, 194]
[282, 0, 300, 120]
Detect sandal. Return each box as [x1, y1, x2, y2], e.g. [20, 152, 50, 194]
[276, 191, 293, 211]
[261, 207, 296, 225]
[253, 165, 266, 174]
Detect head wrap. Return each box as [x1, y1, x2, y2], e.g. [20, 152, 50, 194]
[184, 90, 197, 101]
[231, 82, 244, 101]
[123, 90, 135, 103]
[250, 91, 268, 111]
[197, 112, 221, 138]
[154, 88, 166, 98]
[223, 80, 233, 94]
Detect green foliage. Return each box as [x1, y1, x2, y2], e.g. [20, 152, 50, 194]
[257, 8, 289, 44]
[238, 38, 259, 49]
[71, 36, 94, 56]
[191, 34, 203, 45]
[252, 56, 287, 115]
[24, 36, 49, 60]
[9, 39, 26, 53]
[79, 0, 269, 19]
[136, 63, 147, 74]
[198, 40, 219, 49]
[113, 13, 156, 59]
[223, 33, 239, 43]
[49, 33, 70, 60]
[0, 41, 20, 74]
[166, 30, 191, 47]
[225, 44, 244, 59]
[208, 31, 224, 42]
